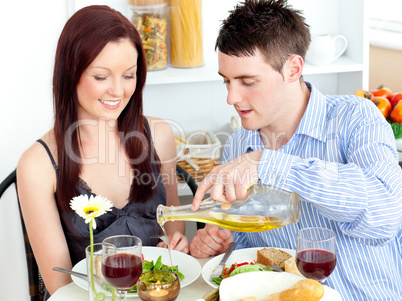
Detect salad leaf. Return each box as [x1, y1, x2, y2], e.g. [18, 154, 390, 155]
[211, 262, 276, 286]
[154, 256, 164, 271]
[211, 277, 223, 285]
[143, 260, 154, 273]
[230, 263, 274, 276]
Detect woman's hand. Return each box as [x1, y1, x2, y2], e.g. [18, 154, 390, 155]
[157, 231, 190, 254]
[189, 224, 233, 258]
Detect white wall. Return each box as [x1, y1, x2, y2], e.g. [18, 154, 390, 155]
[0, 1, 67, 299]
[0, 0, 238, 299]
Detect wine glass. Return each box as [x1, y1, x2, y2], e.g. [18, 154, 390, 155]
[296, 227, 336, 283]
[101, 235, 143, 301]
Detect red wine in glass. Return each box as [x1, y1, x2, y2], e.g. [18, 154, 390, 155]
[296, 249, 336, 281]
[102, 253, 142, 289]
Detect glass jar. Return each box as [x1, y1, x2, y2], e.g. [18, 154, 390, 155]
[128, 0, 169, 71]
[169, 0, 204, 68]
[157, 185, 299, 232]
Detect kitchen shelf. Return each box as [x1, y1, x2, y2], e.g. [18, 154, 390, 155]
[303, 57, 364, 75]
[146, 56, 364, 86]
[146, 61, 221, 86]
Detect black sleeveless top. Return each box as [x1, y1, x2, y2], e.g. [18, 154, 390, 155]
[38, 119, 166, 266]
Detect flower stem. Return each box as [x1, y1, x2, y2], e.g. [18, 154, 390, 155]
[90, 219, 96, 293]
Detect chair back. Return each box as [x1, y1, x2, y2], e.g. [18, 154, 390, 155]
[0, 169, 45, 301]
[176, 164, 205, 230]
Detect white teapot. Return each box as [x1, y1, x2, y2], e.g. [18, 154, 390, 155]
[305, 34, 348, 66]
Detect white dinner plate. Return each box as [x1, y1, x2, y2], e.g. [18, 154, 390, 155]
[202, 247, 296, 289]
[72, 246, 201, 298]
[219, 271, 342, 301]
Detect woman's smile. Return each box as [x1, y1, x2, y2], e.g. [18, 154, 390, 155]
[98, 98, 121, 109]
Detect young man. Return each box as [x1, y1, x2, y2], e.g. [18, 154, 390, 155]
[188, 0, 402, 300]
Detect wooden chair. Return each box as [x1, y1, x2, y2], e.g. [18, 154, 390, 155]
[176, 164, 205, 230]
[0, 169, 45, 301]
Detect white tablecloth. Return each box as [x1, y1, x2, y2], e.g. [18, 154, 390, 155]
[48, 257, 213, 301]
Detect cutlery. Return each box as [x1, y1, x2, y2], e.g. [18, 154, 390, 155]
[210, 241, 237, 280]
[268, 265, 283, 272]
[53, 267, 88, 281]
[150, 234, 168, 245]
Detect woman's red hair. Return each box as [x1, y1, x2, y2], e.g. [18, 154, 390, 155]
[53, 5, 159, 210]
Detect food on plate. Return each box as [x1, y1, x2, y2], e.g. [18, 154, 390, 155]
[143, 255, 184, 280]
[257, 248, 292, 270]
[211, 248, 291, 286]
[284, 257, 303, 277]
[263, 279, 324, 301]
[240, 297, 258, 301]
[211, 260, 274, 286]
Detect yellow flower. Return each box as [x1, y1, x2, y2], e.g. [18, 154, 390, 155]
[70, 195, 113, 229]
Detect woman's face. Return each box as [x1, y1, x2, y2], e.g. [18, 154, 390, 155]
[76, 38, 138, 122]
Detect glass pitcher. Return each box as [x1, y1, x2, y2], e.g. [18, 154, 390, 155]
[157, 185, 299, 232]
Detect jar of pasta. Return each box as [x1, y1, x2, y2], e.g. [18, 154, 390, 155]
[127, 0, 168, 71]
[169, 0, 204, 68]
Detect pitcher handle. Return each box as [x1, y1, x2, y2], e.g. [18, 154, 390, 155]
[332, 35, 348, 61]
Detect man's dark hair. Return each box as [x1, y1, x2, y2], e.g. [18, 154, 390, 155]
[215, 0, 311, 73]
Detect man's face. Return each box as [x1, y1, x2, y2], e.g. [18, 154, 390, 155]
[218, 49, 291, 135]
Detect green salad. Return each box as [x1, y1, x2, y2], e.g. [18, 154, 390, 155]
[211, 261, 275, 286]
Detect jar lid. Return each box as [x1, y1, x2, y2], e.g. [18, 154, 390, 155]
[127, 0, 168, 6]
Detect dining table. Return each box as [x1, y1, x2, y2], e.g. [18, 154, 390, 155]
[48, 257, 215, 301]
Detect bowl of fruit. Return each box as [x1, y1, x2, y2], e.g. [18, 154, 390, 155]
[354, 85, 402, 151]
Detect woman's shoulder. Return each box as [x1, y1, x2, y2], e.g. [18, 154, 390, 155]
[145, 116, 174, 140]
[144, 116, 176, 161]
[18, 130, 57, 177]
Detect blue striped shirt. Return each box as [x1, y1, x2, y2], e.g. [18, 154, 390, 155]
[224, 83, 402, 300]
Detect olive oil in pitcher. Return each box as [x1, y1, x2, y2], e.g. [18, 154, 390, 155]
[157, 185, 299, 232]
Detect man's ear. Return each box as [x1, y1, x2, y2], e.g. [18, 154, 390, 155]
[286, 54, 304, 83]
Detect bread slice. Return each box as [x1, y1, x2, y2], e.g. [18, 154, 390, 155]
[257, 248, 292, 270]
[284, 256, 304, 277]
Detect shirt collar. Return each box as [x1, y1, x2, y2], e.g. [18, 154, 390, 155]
[296, 82, 327, 142]
[245, 82, 327, 152]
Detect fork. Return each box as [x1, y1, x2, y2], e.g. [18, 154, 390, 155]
[150, 234, 168, 245]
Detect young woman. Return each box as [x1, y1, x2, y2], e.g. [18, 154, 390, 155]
[17, 5, 188, 299]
